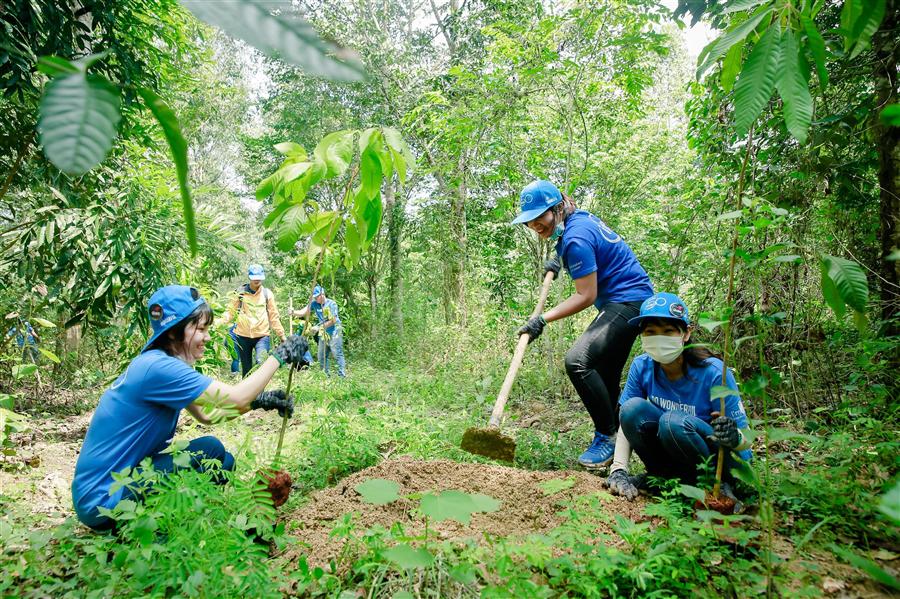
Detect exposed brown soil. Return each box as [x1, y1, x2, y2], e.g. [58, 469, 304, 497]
[280, 456, 646, 566]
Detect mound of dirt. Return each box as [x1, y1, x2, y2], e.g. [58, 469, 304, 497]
[280, 456, 646, 565]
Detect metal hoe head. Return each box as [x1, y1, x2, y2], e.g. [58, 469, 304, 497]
[460, 426, 516, 462]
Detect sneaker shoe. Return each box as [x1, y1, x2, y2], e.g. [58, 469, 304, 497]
[578, 431, 616, 469]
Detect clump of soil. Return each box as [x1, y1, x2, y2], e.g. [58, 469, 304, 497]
[262, 469, 292, 507]
[459, 427, 516, 462]
[281, 456, 646, 566]
[697, 492, 737, 515]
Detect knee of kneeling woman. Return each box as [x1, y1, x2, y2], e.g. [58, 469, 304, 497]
[221, 451, 235, 472]
[618, 397, 647, 430]
[656, 411, 690, 444]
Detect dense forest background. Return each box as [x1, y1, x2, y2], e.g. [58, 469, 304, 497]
[1, 0, 897, 597]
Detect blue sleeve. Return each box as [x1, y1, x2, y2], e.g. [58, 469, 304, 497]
[562, 238, 598, 280]
[141, 356, 212, 410]
[716, 368, 749, 429]
[330, 300, 339, 319]
[620, 358, 647, 405]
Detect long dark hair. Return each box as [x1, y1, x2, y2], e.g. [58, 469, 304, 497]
[147, 302, 214, 357]
[639, 317, 720, 374]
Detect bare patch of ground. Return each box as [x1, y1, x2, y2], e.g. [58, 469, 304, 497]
[280, 456, 645, 566]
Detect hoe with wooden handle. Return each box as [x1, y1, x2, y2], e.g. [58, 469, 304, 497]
[461, 270, 556, 462]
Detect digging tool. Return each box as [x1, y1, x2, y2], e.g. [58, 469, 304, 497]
[461, 270, 556, 462]
[274, 366, 295, 465]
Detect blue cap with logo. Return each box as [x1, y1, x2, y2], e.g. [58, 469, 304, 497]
[311, 285, 325, 298]
[143, 285, 207, 352]
[628, 292, 690, 328]
[511, 180, 563, 224]
[248, 264, 265, 281]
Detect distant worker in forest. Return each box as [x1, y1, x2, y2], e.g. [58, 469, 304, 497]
[605, 292, 752, 501]
[513, 180, 654, 469]
[220, 264, 287, 377]
[293, 285, 346, 378]
[72, 285, 309, 531]
[5, 313, 40, 363]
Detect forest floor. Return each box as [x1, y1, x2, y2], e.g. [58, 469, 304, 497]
[1, 362, 896, 597]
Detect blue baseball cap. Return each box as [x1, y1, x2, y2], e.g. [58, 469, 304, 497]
[143, 285, 207, 352]
[312, 285, 325, 298]
[628, 292, 690, 328]
[248, 264, 265, 281]
[511, 180, 563, 224]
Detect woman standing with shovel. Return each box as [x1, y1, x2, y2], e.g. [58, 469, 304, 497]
[513, 180, 654, 469]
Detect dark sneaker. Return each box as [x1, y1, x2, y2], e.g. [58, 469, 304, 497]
[578, 431, 616, 469]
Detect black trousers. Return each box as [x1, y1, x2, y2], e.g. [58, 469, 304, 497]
[564, 302, 643, 435]
[235, 334, 270, 378]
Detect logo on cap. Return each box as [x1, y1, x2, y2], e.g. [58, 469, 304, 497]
[149, 304, 163, 320]
[669, 303, 686, 318]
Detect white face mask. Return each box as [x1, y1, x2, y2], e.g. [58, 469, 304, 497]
[641, 335, 684, 364]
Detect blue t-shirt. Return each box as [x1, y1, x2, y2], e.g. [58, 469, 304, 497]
[309, 298, 341, 336]
[555, 210, 654, 308]
[621, 354, 752, 461]
[71, 350, 212, 528]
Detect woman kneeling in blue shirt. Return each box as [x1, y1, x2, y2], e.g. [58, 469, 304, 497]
[72, 285, 309, 530]
[605, 292, 752, 500]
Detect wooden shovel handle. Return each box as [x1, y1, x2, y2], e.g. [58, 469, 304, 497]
[488, 270, 556, 427]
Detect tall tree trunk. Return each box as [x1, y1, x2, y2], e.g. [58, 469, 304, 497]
[442, 157, 468, 326]
[384, 179, 404, 335]
[873, 2, 899, 343]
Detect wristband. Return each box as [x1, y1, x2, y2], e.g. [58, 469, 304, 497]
[273, 353, 285, 367]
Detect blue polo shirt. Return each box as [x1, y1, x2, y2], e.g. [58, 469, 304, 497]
[72, 350, 212, 528]
[309, 298, 341, 336]
[621, 354, 752, 461]
[555, 210, 654, 308]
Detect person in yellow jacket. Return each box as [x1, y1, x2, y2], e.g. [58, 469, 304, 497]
[220, 265, 286, 377]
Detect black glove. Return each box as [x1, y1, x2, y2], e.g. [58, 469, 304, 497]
[273, 334, 309, 367]
[544, 256, 561, 280]
[250, 390, 294, 418]
[517, 315, 546, 343]
[708, 414, 741, 449]
[606, 469, 639, 501]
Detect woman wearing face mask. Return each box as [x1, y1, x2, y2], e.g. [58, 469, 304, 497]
[72, 285, 310, 531]
[513, 180, 655, 468]
[605, 292, 752, 501]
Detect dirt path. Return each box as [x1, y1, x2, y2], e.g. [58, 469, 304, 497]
[280, 456, 644, 566]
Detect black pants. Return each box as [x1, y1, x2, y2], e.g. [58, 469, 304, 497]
[235, 334, 270, 378]
[564, 302, 643, 435]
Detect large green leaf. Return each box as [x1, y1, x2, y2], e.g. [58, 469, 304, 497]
[721, 39, 744, 93]
[839, 0, 864, 46]
[137, 88, 196, 255]
[775, 30, 813, 144]
[820, 254, 868, 313]
[880, 105, 900, 127]
[382, 127, 415, 184]
[276, 204, 306, 251]
[313, 130, 355, 178]
[355, 479, 400, 505]
[358, 147, 382, 201]
[696, 6, 773, 78]
[722, 0, 770, 13]
[383, 544, 434, 570]
[419, 490, 481, 525]
[38, 73, 121, 175]
[733, 21, 781, 136]
[848, 0, 886, 58]
[179, 0, 366, 82]
[801, 16, 828, 88]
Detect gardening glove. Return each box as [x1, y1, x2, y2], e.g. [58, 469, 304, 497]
[707, 412, 741, 449]
[543, 256, 561, 280]
[250, 390, 295, 418]
[517, 315, 546, 343]
[606, 469, 639, 501]
[273, 334, 310, 367]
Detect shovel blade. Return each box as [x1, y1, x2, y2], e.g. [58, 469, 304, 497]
[460, 426, 516, 462]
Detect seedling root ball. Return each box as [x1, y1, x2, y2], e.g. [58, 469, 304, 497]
[262, 469, 292, 507]
[696, 492, 736, 515]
